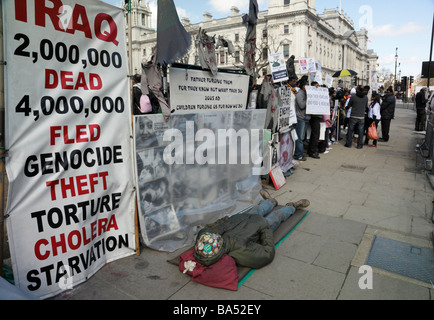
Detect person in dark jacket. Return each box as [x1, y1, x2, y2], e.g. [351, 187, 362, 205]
[132, 74, 160, 115]
[294, 81, 310, 161]
[194, 191, 310, 269]
[307, 82, 322, 159]
[345, 85, 368, 149]
[415, 88, 427, 131]
[379, 86, 396, 142]
[132, 74, 143, 115]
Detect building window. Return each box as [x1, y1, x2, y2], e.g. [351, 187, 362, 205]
[142, 14, 145, 26]
[284, 0, 290, 5]
[284, 25, 289, 34]
[263, 29, 268, 38]
[143, 49, 146, 56]
[235, 34, 239, 42]
[235, 51, 240, 63]
[283, 44, 290, 59]
[262, 47, 268, 61]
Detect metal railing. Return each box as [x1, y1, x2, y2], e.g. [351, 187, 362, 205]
[417, 111, 434, 169]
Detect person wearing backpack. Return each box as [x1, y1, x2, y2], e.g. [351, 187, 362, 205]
[364, 93, 381, 147]
[344, 85, 369, 149]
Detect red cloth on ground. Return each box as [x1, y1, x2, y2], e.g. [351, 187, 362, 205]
[179, 249, 239, 291]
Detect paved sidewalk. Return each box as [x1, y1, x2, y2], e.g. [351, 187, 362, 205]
[54, 103, 433, 300]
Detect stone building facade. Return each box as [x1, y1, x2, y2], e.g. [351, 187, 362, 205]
[125, 0, 378, 87]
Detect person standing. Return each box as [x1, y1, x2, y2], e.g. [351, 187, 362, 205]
[378, 86, 385, 98]
[307, 115, 322, 159]
[132, 74, 144, 115]
[415, 88, 427, 131]
[364, 93, 381, 147]
[379, 87, 396, 142]
[319, 88, 336, 153]
[132, 74, 160, 115]
[345, 85, 368, 149]
[428, 90, 434, 111]
[294, 81, 310, 161]
[343, 88, 356, 133]
[306, 82, 322, 159]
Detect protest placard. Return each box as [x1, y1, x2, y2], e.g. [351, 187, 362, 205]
[299, 57, 316, 74]
[370, 72, 378, 91]
[325, 74, 334, 88]
[3, 0, 136, 298]
[314, 60, 323, 85]
[306, 86, 330, 115]
[269, 53, 289, 83]
[278, 86, 297, 133]
[169, 67, 249, 113]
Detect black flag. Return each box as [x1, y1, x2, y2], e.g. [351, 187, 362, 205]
[157, 0, 192, 66]
[242, 0, 259, 78]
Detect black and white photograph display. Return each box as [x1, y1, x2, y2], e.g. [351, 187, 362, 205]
[134, 110, 266, 251]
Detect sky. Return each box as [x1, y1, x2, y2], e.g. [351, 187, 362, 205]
[103, 0, 434, 78]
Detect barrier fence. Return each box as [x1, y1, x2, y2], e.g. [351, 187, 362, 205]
[419, 112, 434, 169]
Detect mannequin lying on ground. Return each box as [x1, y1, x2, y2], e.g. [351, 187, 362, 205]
[193, 190, 310, 269]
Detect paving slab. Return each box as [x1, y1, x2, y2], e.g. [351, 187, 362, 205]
[240, 254, 346, 300]
[313, 239, 358, 274]
[295, 213, 367, 244]
[338, 266, 431, 300]
[344, 205, 412, 234]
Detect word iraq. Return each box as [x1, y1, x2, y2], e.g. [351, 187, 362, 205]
[14, 0, 119, 45]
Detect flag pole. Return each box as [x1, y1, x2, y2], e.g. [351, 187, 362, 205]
[128, 0, 132, 77]
[0, 0, 5, 277]
[427, 12, 433, 88]
[125, 0, 141, 255]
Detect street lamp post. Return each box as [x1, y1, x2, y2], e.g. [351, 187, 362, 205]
[397, 63, 401, 93]
[394, 47, 398, 92]
[428, 12, 434, 88]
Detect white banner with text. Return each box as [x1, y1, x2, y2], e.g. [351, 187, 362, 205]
[306, 86, 330, 115]
[3, 0, 136, 299]
[169, 67, 250, 113]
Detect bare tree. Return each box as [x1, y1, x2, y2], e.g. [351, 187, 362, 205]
[231, 24, 291, 81]
[175, 21, 291, 83]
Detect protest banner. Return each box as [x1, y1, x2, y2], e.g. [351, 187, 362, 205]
[370, 72, 378, 92]
[325, 74, 333, 88]
[3, 0, 136, 298]
[278, 131, 296, 172]
[313, 60, 323, 85]
[278, 86, 297, 133]
[248, 90, 258, 109]
[299, 57, 316, 74]
[314, 71, 323, 85]
[269, 53, 289, 83]
[169, 67, 250, 113]
[306, 86, 330, 115]
[134, 110, 266, 252]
